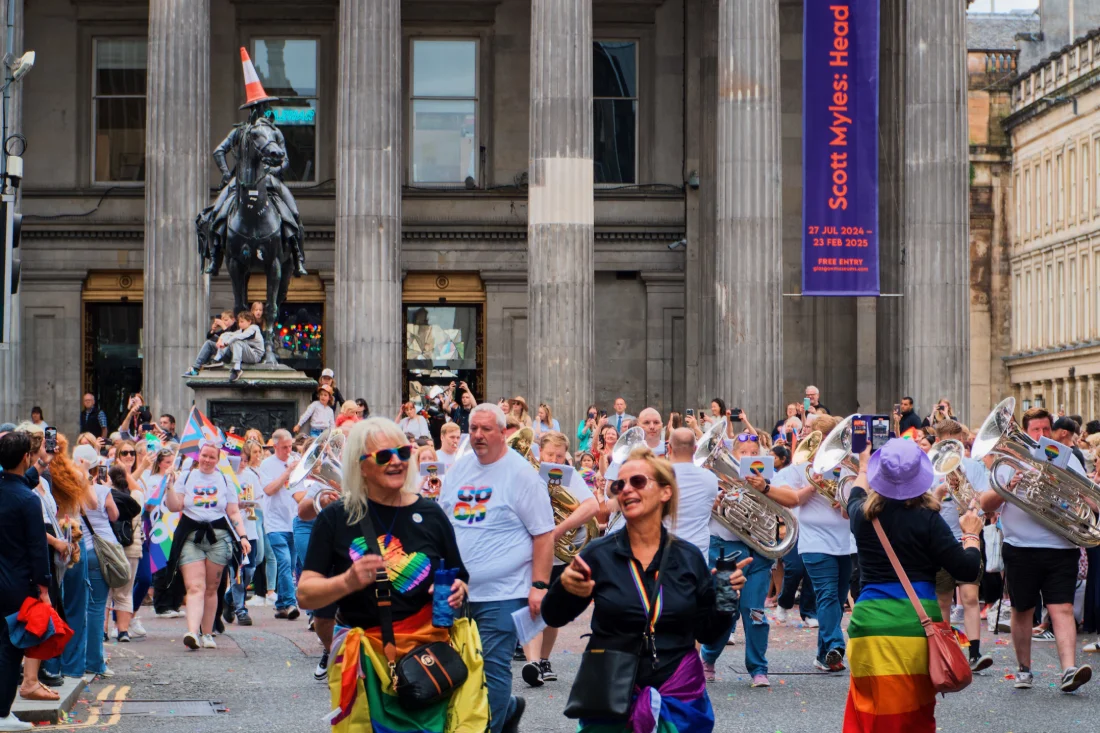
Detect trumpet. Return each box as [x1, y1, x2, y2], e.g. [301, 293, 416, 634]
[694, 419, 799, 559]
[972, 397, 1100, 547]
[929, 439, 977, 514]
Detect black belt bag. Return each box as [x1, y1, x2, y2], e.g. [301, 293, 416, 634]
[358, 517, 468, 709]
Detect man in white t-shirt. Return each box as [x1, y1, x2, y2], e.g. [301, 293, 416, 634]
[258, 429, 302, 620]
[667, 427, 718, 557]
[638, 407, 666, 456]
[519, 431, 598, 688]
[979, 406, 1093, 693]
[436, 422, 461, 467]
[439, 404, 554, 733]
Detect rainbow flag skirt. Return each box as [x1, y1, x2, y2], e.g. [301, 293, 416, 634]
[843, 581, 941, 733]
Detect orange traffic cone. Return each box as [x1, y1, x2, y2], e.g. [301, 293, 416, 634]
[239, 47, 279, 110]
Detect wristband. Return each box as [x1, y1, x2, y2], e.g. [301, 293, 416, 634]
[961, 533, 979, 542]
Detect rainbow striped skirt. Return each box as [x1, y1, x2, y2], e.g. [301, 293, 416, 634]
[843, 581, 941, 733]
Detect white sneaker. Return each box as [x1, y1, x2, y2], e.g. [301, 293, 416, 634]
[774, 607, 788, 623]
[129, 619, 147, 637]
[266, 593, 278, 606]
[201, 634, 217, 649]
[0, 713, 32, 731]
[950, 605, 965, 624]
[97, 667, 114, 678]
[245, 595, 267, 608]
[806, 617, 820, 628]
[108, 626, 118, 640]
[156, 609, 183, 619]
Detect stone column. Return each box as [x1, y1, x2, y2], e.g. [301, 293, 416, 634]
[528, 0, 594, 435]
[144, 0, 209, 422]
[0, 0, 22, 421]
[334, 0, 402, 419]
[901, 0, 969, 422]
[1088, 375, 1096, 420]
[714, 0, 783, 420]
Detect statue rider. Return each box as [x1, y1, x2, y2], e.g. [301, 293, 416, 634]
[199, 92, 308, 277]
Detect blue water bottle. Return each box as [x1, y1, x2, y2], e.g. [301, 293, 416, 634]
[433, 562, 459, 628]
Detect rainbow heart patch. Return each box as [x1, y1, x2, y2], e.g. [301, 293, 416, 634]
[378, 535, 432, 594]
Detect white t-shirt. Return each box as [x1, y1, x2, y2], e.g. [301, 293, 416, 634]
[437, 449, 457, 468]
[781, 463, 855, 556]
[672, 462, 719, 557]
[399, 415, 432, 440]
[549, 469, 595, 567]
[236, 467, 262, 540]
[82, 483, 119, 550]
[645, 438, 667, 456]
[258, 454, 299, 534]
[934, 456, 988, 541]
[998, 453, 1084, 550]
[708, 455, 739, 542]
[439, 449, 555, 602]
[178, 467, 237, 523]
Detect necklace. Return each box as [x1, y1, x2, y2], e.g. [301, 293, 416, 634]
[369, 499, 404, 547]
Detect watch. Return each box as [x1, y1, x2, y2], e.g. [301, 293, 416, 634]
[531, 581, 550, 590]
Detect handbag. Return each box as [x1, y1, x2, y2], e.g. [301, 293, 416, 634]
[357, 515, 468, 709]
[564, 538, 671, 720]
[871, 518, 972, 694]
[82, 513, 132, 589]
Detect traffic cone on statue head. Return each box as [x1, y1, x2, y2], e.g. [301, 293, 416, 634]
[239, 47, 279, 110]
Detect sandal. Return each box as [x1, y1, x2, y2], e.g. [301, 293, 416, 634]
[19, 682, 60, 701]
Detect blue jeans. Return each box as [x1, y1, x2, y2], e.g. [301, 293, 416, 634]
[292, 517, 314, 577]
[225, 540, 259, 615]
[801, 552, 852, 663]
[84, 545, 111, 674]
[266, 531, 297, 610]
[192, 340, 218, 370]
[469, 598, 527, 733]
[45, 546, 88, 678]
[256, 511, 277, 595]
[778, 546, 817, 619]
[132, 538, 152, 613]
[700, 537, 770, 676]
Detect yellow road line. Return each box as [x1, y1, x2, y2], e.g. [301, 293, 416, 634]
[104, 686, 129, 726]
[80, 685, 114, 728]
[52, 683, 128, 730]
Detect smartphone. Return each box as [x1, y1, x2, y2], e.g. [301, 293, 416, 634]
[599, 410, 607, 419]
[871, 417, 890, 452]
[99, 446, 109, 457]
[803, 397, 811, 412]
[140, 422, 156, 434]
[44, 426, 57, 454]
[851, 417, 869, 454]
[731, 408, 743, 423]
[97, 465, 108, 483]
[686, 408, 695, 418]
[571, 557, 591, 582]
[893, 403, 901, 415]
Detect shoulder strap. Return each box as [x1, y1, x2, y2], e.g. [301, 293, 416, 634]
[871, 517, 934, 634]
[357, 510, 399, 671]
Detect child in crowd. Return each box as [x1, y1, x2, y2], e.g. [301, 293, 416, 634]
[183, 310, 236, 377]
[295, 385, 336, 437]
[216, 311, 265, 382]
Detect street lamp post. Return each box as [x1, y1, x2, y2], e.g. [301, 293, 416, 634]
[0, 0, 32, 343]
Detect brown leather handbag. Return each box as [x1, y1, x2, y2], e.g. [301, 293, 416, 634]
[872, 518, 973, 694]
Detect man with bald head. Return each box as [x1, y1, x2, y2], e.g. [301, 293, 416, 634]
[638, 407, 666, 456]
[667, 427, 718, 557]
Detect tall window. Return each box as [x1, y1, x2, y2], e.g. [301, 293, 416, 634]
[1023, 170, 1030, 237]
[252, 39, 319, 182]
[1046, 160, 1053, 230]
[593, 41, 637, 184]
[1034, 164, 1041, 234]
[1047, 263, 1053, 343]
[1014, 273, 1021, 349]
[1056, 154, 1064, 226]
[1069, 149, 1077, 222]
[1070, 258, 1077, 340]
[1084, 254, 1092, 339]
[410, 39, 478, 185]
[93, 39, 146, 183]
[1085, 144, 1091, 220]
[1057, 260, 1065, 342]
[1026, 270, 1033, 348]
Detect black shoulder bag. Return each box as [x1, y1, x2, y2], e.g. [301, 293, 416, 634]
[564, 539, 672, 720]
[357, 513, 468, 710]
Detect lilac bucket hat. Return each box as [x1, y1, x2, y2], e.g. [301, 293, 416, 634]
[866, 438, 933, 501]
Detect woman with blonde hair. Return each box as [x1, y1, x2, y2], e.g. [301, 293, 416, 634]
[76, 432, 100, 450]
[509, 397, 533, 428]
[533, 402, 559, 437]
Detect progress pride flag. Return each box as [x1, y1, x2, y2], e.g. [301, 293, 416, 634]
[802, 0, 880, 296]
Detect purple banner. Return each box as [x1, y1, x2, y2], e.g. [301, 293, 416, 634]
[802, 0, 880, 296]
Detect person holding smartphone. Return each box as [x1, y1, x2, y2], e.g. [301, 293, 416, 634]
[575, 405, 599, 453]
[78, 447, 120, 678]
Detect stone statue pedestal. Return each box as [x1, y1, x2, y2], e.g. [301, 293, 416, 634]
[184, 364, 317, 436]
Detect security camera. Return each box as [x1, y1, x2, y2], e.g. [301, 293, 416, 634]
[668, 239, 687, 250]
[9, 51, 34, 82]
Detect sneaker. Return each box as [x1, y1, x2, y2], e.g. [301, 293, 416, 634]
[1060, 665, 1092, 693]
[1034, 630, 1056, 642]
[513, 643, 526, 662]
[308, 617, 315, 632]
[539, 659, 557, 682]
[129, 619, 147, 637]
[774, 607, 788, 623]
[314, 650, 330, 681]
[102, 631, 109, 642]
[182, 368, 200, 377]
[236, 611, 253, 626]
[1083, 640, 1100, 653]
[274, 608, 290, 619]
[245, 595, 266, 608]
[521, 661, 544, 687]
[950, 605, 965, 624]
[108, 627, 118, 640]
[970, 654, 993, 672]
[703, 661, 716, 683]
[824, 648, 846, 671]
[183, 632, 200, 650]
[117, 630, 131, 643]
[201, 634, 217, 649]
[287, 606, 301, 621]
[96, 667, 114, 678]
[0, 713, 32, 731]
[751, 674, 770, 688]
[266, 593, 278, 606]
[501, 696, 525, 733]
[1014, 670, 1034, 689]
[813, 659, 831, 672]
[806, 617, 820, 628]
[228, 369, 242, 383]
[156, 609, 184, 619]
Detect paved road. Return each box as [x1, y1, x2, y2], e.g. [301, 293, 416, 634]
[43, 607, 1099, 733]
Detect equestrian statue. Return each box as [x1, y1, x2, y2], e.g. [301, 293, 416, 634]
[195, 47, 307, 365]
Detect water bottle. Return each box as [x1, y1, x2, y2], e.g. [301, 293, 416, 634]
[713, 549, 742, 616]
[433, 563, 460, 628]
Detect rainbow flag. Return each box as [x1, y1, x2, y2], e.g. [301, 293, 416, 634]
[147, 504, 180, 573]
[223, 433, 244, 456]
[899, 427, 922, 442]
[178, 406, 224, 457]
[844, 581, 940, 733]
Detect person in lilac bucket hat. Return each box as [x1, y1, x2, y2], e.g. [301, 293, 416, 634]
[843, 437, 985, 732]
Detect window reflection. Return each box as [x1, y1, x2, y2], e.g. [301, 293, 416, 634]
[593, 41, 637, 184]
[84, 303, 143, 426]
[94, 39, 147, 183]
[411, 40, 478, 185]
[405, 305, 480, 408]
[272, 302, 324, 378]
[253, 39, 319, 182]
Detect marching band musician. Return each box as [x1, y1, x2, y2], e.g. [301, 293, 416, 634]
[638, 408, 666, 456]
[520, 431, 599, 688]
[929, 419, 993, 672]
[978, 406, 1094, 692]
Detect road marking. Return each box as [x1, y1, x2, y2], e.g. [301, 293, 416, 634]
[53, 684, 128, 730]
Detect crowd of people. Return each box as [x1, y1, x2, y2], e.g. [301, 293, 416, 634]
[4, 381, 1100, 732]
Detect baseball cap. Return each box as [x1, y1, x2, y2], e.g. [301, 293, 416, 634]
[72, 444, 104, 467]
[321, 368, 334, 378]
[1053, 416, 1080, 434]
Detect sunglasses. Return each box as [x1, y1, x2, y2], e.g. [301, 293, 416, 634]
[608, 474, 654, 496]
[119, 450, 136, 457]
[359, 445, 414, 465]
[736, 434, 759, 443]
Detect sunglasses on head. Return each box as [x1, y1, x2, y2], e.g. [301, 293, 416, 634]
[736, 434, 759, 443]
[359, 445, 414, 465]
[119, 450, 136, 457]
[608, 474, 653, 496]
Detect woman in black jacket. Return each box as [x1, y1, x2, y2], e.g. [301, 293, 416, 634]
[542, 446, 748, 732]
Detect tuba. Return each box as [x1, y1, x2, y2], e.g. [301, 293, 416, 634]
[795, 431, 842, 510]
[289, 428, 344, 515]
[694, 419, 799, 559]
[544, 464, 601, 562]
[610, 427, 647, 465]
[972, 397, 1100, 547]
[929, 439, 977, 515]
[507, 426, 540, 469]
[811, 416, 862, 509]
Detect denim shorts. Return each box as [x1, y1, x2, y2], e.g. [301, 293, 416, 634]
[180, 528, 234, 567]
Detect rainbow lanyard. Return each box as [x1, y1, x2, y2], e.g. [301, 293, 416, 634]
[628, 558, 663, 634]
